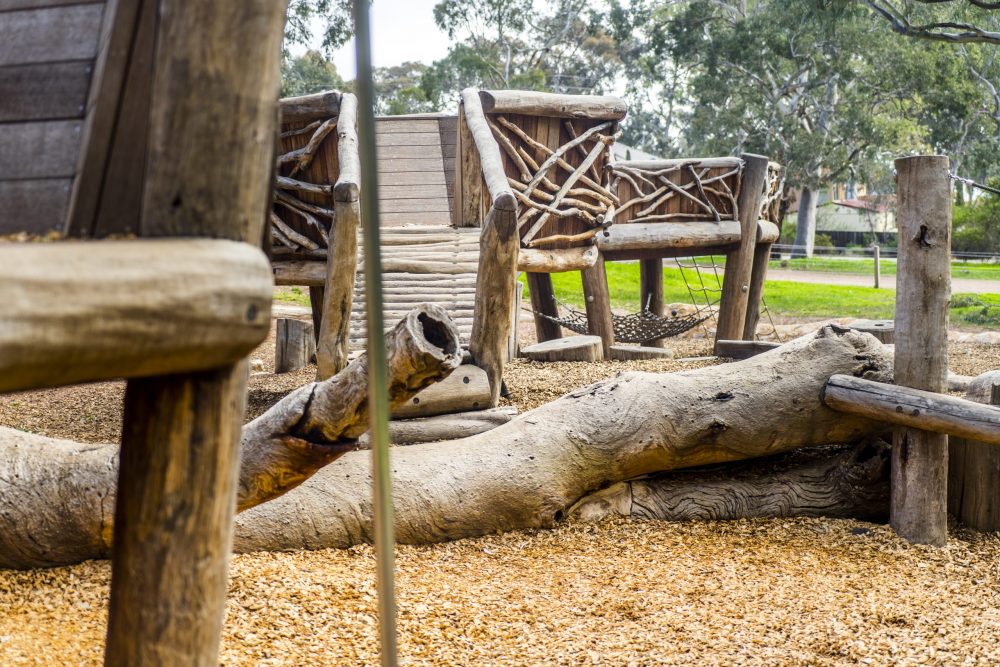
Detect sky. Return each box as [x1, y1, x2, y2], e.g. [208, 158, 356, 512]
[322, 0, 454, 79]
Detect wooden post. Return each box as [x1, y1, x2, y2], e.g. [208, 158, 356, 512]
[581, 252, 613, 359]
[508, 279, 523, 361]
[104, 0, 285, 665]
[742, 240, 773, 340]
[639, 258, 666, 348]
[715, 153, 769, 352]
[873, 244, 881, 289]
[317, 93, 360, 380]
[526, 272, 562, 342]
[891, 154, 951, 546]
[455, 101, 483, 228]
[469, 203, 519, 406]
[308, 286, 324, 343]
[275, 318, 316, 373]
[949, 376, 1000, 532]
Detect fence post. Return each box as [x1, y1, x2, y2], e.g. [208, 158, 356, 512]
[891, 155, 951, 546]
[872, 244, 880, 289]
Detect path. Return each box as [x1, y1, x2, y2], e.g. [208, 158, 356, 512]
[766, 269, 1000, 294]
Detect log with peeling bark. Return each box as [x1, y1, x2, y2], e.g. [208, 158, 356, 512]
[232, 325, 893, 552]
[0, 305, 461, 569]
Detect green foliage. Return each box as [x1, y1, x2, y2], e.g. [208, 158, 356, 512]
[814, 233, 835, 249]
[281, 50, 346, 97]
[284, 0, 354, 56]
[953, 182, 1000, 254]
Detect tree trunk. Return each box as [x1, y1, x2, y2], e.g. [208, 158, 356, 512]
[232, 325, 891, 553]
[791, 185, 819, 258]
[0, 325, 897, 568]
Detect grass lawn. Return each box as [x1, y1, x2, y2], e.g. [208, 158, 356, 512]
[767, 257, 1000, 281]
[520, 262, 1000, 329]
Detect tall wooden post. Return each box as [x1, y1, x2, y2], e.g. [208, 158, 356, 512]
[526, 272, 563, 342]
[715, 154, 769, 351]
[104, 1, 286, 665]
[949, 374, 1000, 532]
[581, 252, 613, 359]
[742, 239, 773, 340]
[640, 258, 666, 348]
[891, 155, 951, 546]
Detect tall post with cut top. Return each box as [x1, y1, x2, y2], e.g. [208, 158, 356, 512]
[103, 0, 287, 665]
[891, 154, 951, 546]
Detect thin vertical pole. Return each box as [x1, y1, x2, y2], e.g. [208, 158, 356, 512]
[352, 1, 398, 663]
[872, 244, 880, 289]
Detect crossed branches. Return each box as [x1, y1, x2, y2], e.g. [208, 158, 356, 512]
[608, 162, 742, 225]
[866, 0, 1000, 44]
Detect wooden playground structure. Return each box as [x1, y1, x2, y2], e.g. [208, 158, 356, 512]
[2, 0, 1000, 665]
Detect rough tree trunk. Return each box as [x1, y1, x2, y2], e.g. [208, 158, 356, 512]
[791, 185, 819, 259]
[232, 325, 892, 553]
[0, 325, 898, 569]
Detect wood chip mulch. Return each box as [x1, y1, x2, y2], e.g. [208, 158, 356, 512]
[2, 318, 1000, 665]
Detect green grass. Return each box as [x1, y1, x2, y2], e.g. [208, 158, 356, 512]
[273, 286, 312, 307]
[520, 263, 1000, 329]
[767, 257, 1000, 281]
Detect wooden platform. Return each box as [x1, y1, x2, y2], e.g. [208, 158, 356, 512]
[376, 115, 457, 228]
[521, 336, 603, 362]
[350, 225, 481, 349]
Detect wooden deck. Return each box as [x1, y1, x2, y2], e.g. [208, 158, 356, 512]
[375, 115, 456, 227]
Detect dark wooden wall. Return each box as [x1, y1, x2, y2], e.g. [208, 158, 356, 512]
[0, 0, 105, 235]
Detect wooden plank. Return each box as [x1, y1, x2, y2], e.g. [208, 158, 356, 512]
[522, 336, 603, 362]
[65, 0, 144, 237]
[0, 0, 101, 9]
[376, 131, 442, 146]
[479, 90, 627, 120]
[376, 119, 440, 133]
[0, 177, 70, 233]
[0, 239, 272, 393]
[0, 4, 103, 66]
[377, 157, 445, 173]
[596, 220, 742, 252]
[379, 198, 452, 214]
[376, 143, 444, 159]
[379, 184, 449, 200]
[381, 211, 454, 226]
[0, 119, 81, 179]
[0, 61, 91, 122]
[379, 170, 446, 186]
[890, 154, 951, 547]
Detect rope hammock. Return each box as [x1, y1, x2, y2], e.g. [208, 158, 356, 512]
[537, 295, 710, 343]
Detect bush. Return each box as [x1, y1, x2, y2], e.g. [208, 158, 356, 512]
[953, 179, 1000, 254]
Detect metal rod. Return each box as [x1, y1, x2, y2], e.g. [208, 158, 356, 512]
[352, 1, 398, 664]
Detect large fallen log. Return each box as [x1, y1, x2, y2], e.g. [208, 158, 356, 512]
[0, 324, 906, 568]
[0, 305, 461, 569]
[232, 325, 893, 552]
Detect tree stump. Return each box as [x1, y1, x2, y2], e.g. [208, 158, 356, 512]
[275, 318, 316, 373]
[849, 319, 894, 344]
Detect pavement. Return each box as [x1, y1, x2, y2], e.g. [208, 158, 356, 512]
[766, 269, 1000, 294]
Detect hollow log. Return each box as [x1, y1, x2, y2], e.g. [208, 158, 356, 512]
[0, 305, 461, 569]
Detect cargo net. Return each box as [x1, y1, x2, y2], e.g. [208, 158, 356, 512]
[537, 297, 710, 343]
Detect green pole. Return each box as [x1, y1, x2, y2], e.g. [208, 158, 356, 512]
[351, 1, 398, 664]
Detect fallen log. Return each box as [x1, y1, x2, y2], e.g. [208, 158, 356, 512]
[232, 325, 893, 552]
[0, 305, 461, 569]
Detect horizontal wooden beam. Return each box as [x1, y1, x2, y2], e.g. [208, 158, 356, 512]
[0, 239, 272, 393]
[823, 374, 1000, 445]
[480, 90, 627, 121]
[596, 220, 742, 253]
[517, 245, 597, 273]
[757, 220, 780, 243]
[613, 157, 743, 171]
[280, 90, 341, 124]
[391, 363, 491, 419]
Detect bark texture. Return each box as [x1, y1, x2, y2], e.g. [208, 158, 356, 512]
[233, 325, 891, 552]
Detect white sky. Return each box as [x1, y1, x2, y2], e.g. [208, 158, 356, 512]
[318, 0, 455, 79]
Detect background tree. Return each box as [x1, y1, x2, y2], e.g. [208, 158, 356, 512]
[281, 50, 347, 97]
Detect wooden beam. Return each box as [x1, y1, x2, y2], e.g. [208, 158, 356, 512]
[889, 154, 952, 546]
[581, 251, 613, 358]
[517, 245, 597, 273]
[104, 0, 286, 664]
[0, 239, 272, 394]
[479, 89, 627, 121]
[949, 374, 1000, 532]
[272, 259, 326, 286]
[823, 375, 1000, 446]
[317, 197, 360, 378]
[280, 90, 341, 124]
[459, 88, 515, 213]
[391, 364, 491, 419]
[469, 204, 519, 406]
[332, 92, 359, 203]
[595, 220, 742, 253]
[715, 153, 769, 351]
[639, 258, 666, 348]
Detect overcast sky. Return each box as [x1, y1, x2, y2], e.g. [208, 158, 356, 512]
[322, 0, 454, 79]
